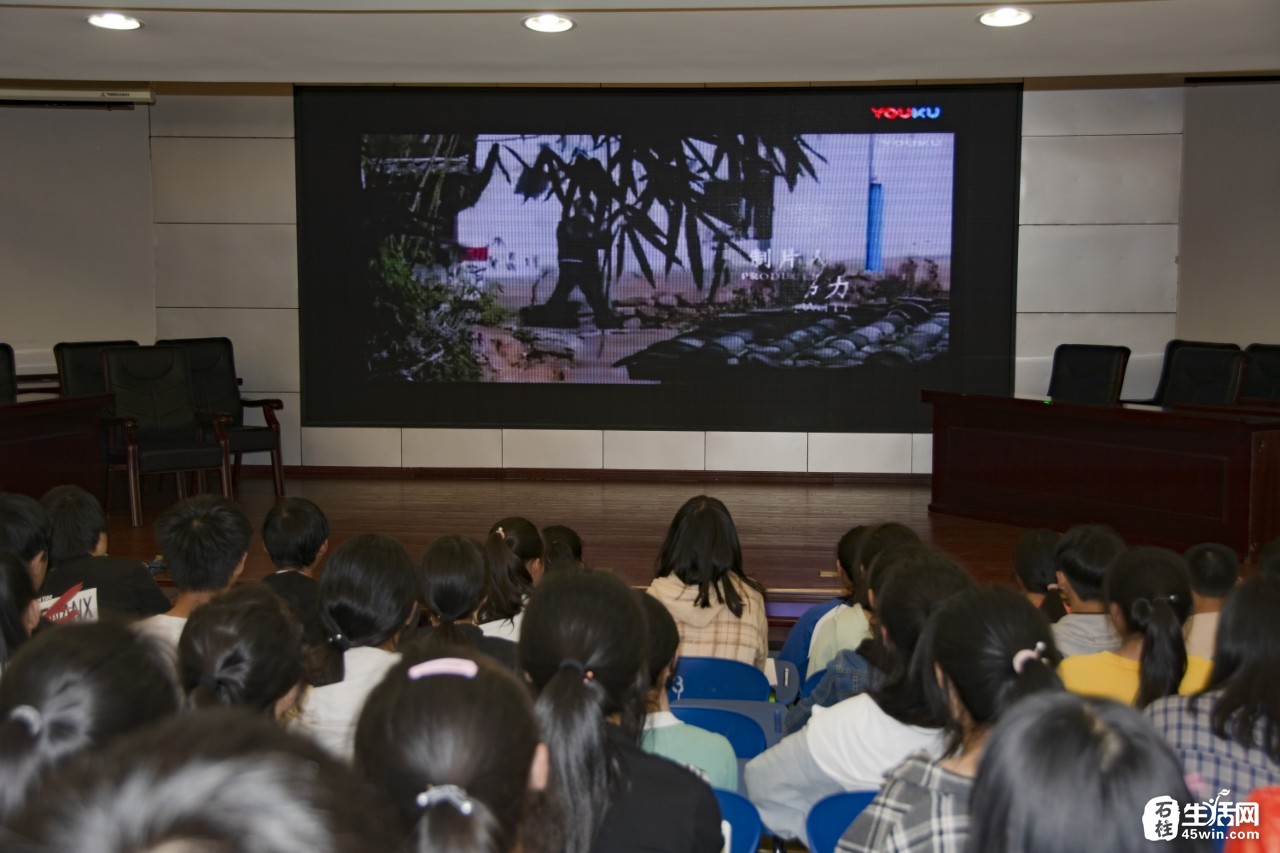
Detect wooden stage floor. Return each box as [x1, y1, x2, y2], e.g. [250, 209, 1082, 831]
[104, 474, 1033, 597]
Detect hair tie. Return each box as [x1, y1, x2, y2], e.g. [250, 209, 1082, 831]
[198, 675, 222, 693]
[1011, 641, 1048, 675]
[8, 705, 43, 737]
[408, 657, 479, 680]
[558, 658, 594, 685]
[1154, 593, 1179, 605]
[416, 784, 473, 815]
[1046, 583, 1060, 591]
[328, 633, 351, 652]
[494, 526, 505, 539]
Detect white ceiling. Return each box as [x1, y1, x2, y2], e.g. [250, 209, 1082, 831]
[0, 0, 1276, 85]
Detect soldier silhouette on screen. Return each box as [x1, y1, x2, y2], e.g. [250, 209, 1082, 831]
[544, 198, 621, 329]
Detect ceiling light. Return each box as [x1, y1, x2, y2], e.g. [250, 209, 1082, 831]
[523, 13, 575, 34]
[87, 12, 142, 31]
[979, 7, 1033, 27]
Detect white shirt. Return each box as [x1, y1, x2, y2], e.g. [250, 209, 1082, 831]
[133, 613, 187, 662]
[291, 646, 401, 762]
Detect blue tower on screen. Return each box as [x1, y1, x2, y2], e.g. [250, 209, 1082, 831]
[865, 136, 883, 273]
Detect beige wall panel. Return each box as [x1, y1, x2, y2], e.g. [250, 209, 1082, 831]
[155, 224, 299, 308]
[705, 432, 807, 472]
[1017, 224, 1178, 313]
[502, 429, 603, 469]
[807, 433, 912, 474]
[1022, 88, 1183, 137]
[155, 307, 300, 393]
[911, 434, 933, 475]
[402, 428, 503, 468]
[152, 137, 296, 224]
[1020, 135, 1181, 225]
[603, 431, 705, 470]
[301, 427, 402, 467]
[238, 390, 301, 467]
[151, 95, 295, 138]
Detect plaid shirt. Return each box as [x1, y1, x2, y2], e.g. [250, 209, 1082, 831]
[1146, 691, 1280, 798]
[837, 752, 972, 853]
[647, 574, 769, 671]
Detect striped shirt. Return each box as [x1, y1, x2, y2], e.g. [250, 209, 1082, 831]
[1146, 691, 1280, 799]
[837, 752, 972, 853]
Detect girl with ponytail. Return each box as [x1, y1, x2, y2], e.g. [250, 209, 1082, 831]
[839, 587, 1062, 853]
[1060, 546, 1211, 708]
[520, 570, 721, 853]
[409, 535, 517, 671]
[478, 517, 542, 640]
[355, 650, 553, 853]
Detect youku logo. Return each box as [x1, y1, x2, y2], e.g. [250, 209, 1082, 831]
[870, 106, 942, 120]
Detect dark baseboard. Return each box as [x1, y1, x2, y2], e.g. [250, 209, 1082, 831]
[239, 465, 929, 486]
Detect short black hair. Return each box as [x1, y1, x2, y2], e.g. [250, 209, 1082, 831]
[154, 496, 252, 593]
[1183, 542, 1239, 599]
[261, 497, 330, 570]
[1055, 523, 1126, 602]
[0, 492, 52, 565]
[40, 484, 106, 567]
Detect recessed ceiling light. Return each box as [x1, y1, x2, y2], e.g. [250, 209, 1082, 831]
[979, 7, 1033, 27]
[523, 13, 575, 34]
[87, 12, 143, 31]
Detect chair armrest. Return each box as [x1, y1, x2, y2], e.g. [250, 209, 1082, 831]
[210, 412, 234, 448]
[103, 415, 139, 452]
[240, 398, 283, 429]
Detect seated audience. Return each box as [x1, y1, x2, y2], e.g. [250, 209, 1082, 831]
[637, 592, 739, 792]
[1051, 523, 1127, 656]
[965, 692, 1204, 853]
[777, 525, 869, 681]
[1181, 542, 1239, 660]
[0, 551, 38, 671]
[134, 495, 252, 654]
[0, 621, 177, 820]
[1147, 574, 1280, 797]
[410, 534, 517, 671]
[542, 523, 586, 575]
[521, 570, 722, 853]
[10, 709, 404, 853]
[478, 516, 541, 641]
[293, 533, 416, 760]
[839, 587, 1062, 853]
[178, 584, 307, 720]
[745, 548, 973, 844]
[1060, 546, 1211, 707]
[260, 496, 330, 643]
[647, 495, 768, 671]
[0, 492, 51, 590]
[1011, 527, 1067, 623]
[355, 650, 554, 853]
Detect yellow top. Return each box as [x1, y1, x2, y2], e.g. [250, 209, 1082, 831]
[1059, 650, 1213, 705]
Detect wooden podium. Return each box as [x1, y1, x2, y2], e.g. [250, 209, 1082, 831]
[0, 393, 112, 502]
[924, 391, 1280, 559]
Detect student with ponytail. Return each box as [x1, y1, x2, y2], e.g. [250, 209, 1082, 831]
[839, 587, 1062, 853]
[410, 535, 517, 671]
[355, 650, 554, 853]
[520, 570, 721, 853]
[542, 524, 586, 575]
[478, 517, 542, 641]
[0, 551, 39, 672]
[293, 533, 417, 760]
[1060, 546, 1211, 707]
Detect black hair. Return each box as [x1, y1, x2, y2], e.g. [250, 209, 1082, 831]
[9, 708, 404, 853]
[1055, 523, 1125, 603]
[420, 535, 487, 648]
[261, 496, 330, 570]
[179, 584, 306, 716]
[479, 517, 540, 624]
[1258, 537, 1280, 578]
[852, 522, 923, 609]
[833, 525, 869, 604]
[921, 587, 1062, 756]
[1104, 546, 1193, 709]
[542, 524, 584, 576]
[966, 692, 1203, 853]
[153, 494, 253, 592]
[1012, 528, 1067, 622]
[39, 484, 106, 567]
[0, 621, 178, 820]
[356, 649, 548, 853]
[0, 492, 52, 566]
[638, 591, 681, 689]
[654, 495, 765, 618]
[519, 571, 649, 853]
[1193, 574, 1280, 764]
[1183, 542, 1239, 599]
[869, 546, 976, 727]
[315, 533, 418, 687]
[0, 552, 36, 668]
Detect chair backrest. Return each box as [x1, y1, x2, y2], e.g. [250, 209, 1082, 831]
[1159, 347, 1246, 407]
[0, 343, 15, 404]
[806, 789, 879, 853]
[1240, 344, 1280, 401]
[156, 337, 244, 423]
[54, 340, 139, 397]
[670, 706, 768, 759]
[714, 789, 762, 853]
[1046, 343, 1131, 404]
[772, 657, 800, 705]
[101, 345, 201, 437]
[1147, 339, 1240, 405]
[671, 699, 785, 749]
[668, 656, 772, 702]
[802, 667, 826, 699]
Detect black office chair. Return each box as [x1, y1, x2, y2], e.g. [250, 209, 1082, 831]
[101, 345, 233, 527]
[1239, 344, 1280, 402]
[156, 336, 285, 497]
[54, 339, 140, 397]
[0, 344, 15, 405]
[1129, 339, 1240, 406]
[1046, 344, 1131, 404]
[1158, 346, 1246, 407]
